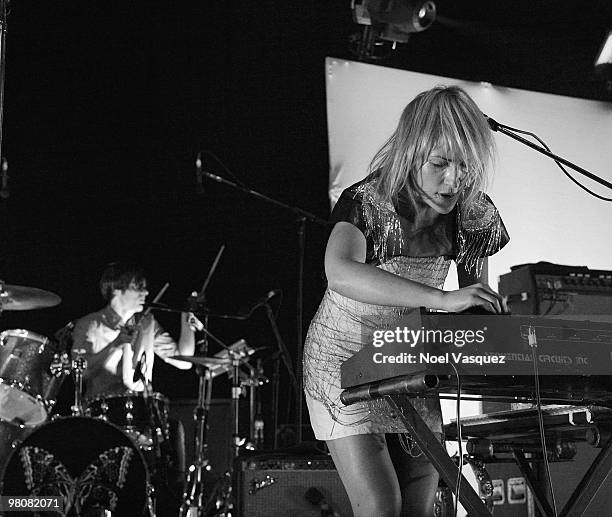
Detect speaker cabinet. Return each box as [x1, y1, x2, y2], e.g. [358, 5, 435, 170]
[234, 453, 353, 517]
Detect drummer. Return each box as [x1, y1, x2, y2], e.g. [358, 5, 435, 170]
[71, 261, 195, 512]
[72, 261, 195, 398]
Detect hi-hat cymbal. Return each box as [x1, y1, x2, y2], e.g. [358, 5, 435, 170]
[0, 284, 61, 311]
[173, 355, 231, 367]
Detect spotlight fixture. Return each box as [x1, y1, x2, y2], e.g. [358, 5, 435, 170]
[350, 0, 436, 59]
[368, 0, 436, 39]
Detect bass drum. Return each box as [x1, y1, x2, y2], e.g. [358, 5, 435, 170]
[0, 417, 150, 517]
[434, 455, 494, 517]
[0, 419, 34, 472]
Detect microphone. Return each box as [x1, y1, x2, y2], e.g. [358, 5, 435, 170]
[255, 289, 281, 306]
[0, 158, 8, 199]
[482, 113, 500, 132]
[304, 487, 339, 517]
[237, 289, 281, 318]
[195, 152, 204, 194]
[133, 353, 147, 383]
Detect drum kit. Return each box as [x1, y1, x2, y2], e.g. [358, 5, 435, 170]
[0, 281, 270, 517]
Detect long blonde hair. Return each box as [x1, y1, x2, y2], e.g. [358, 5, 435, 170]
[369, 85, 495, 218]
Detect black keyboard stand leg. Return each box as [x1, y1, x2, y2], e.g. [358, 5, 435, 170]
[513, 434, 612, 517]
[560, 434, 612, 517]
[386, 394, 491, 517]
[513, 449, 555, 517]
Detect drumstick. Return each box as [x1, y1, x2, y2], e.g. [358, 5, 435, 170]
[142, 282, 170, 318]
[150, 282, 170, 305]
[197, 244, 225, 299]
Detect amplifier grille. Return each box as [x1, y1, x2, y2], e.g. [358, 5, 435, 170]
[235, 455, 353, 517]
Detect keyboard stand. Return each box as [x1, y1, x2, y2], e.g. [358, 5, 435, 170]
[386, 393, 492, 516]
[444, 405, 612, 517]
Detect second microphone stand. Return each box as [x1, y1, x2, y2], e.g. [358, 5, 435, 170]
[200, 166, 328, 443]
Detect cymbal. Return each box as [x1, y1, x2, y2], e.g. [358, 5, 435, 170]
[0, 284, 61, 311]
[173, 355, 231, 367]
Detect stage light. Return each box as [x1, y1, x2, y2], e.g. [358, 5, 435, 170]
[350, 0, 437, 58]
[356, 0, 437, 35]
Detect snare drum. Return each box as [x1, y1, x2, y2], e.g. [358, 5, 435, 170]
[0, 329, 59, 425]
[87, 391, 169, 450]
[0, 416, 150, 516]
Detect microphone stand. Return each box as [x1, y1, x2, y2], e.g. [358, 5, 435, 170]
[180, 245, 225, 517]
[0, 0, 7, 182]
[264, 302, 299, 448]
[485, 115, 612, 190]
[201, 169, 328, 444]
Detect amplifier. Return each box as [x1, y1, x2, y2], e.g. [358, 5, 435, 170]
[499, 262, 612, 322]
[233, 453, 353, 517]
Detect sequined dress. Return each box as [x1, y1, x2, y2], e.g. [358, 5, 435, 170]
[303, 175, 509, 440]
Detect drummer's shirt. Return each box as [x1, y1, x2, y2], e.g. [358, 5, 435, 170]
[72, 306, 178, 399]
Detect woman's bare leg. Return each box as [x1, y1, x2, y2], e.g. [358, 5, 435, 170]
[387, 433, 440, 516]
[326, 433, 401, 517]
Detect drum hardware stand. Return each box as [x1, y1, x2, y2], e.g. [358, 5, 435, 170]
[47, 351, 71, 414]
[194, 346, 254, 517]
[46, 322, 76, 412]
[136, 363, 162, 517]
[180, 332, 245, 517]
[179, 364, 221, 517]
[243, 359, 268, 451]
[70, 348, 88, 416]
[178, 338, 257, 517]
[230, 350, 245, 459]
[180, 244, 228, 517]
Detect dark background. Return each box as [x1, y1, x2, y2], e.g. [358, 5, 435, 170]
[0, 1, 611, 444]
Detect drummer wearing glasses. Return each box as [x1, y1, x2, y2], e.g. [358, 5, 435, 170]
[72, 262, 195, 398]
[71, 262, 195, 512]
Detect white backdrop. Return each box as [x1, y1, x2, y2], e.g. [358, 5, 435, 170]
[325, 58, 612, 422]
[325, 57, 612, 294]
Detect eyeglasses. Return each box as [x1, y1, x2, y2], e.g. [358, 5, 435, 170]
[127, 283, 148, 293]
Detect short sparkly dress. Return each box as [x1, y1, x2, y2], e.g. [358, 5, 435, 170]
[303, 175, 509, 440]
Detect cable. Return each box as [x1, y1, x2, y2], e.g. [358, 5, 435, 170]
[495, 121, 612, 201]
[528, 325, 559, 517]
[450, 362, 462, 517]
